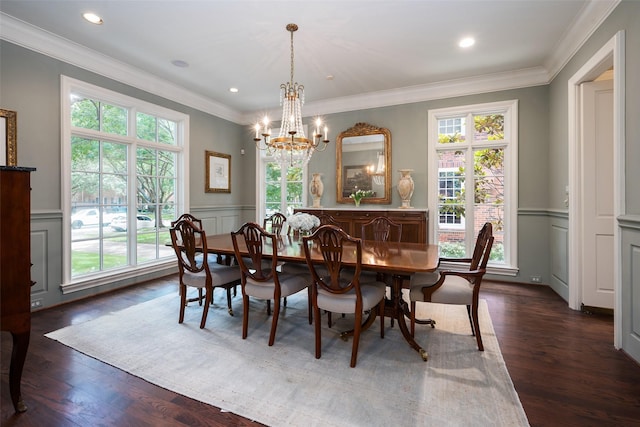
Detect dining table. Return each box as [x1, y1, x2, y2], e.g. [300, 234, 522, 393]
[205, 232, 439, 361]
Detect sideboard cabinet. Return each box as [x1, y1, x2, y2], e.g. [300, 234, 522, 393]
[293, 208, 428, 243]
[0, 166, 36, 413]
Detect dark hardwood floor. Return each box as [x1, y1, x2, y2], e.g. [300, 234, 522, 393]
[2, 277, 640, 426]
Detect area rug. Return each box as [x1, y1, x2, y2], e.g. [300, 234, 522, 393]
[45, 290, 529, 426]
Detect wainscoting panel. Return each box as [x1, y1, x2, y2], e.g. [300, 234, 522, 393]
[30, 210, 64, 310]
[620, 215, 640, 363]
[191, 205, 252, 235]
[547, 212, 569, 302]
[220, 215, 240, 234]
[30, 230, 48, 295]
[550, 223, 569, 293]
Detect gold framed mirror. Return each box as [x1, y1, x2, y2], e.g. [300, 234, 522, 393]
[336, 122, 391, 204]
[1, 109, 17, 166]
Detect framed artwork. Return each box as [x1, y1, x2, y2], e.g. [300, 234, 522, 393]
[0, 109, 17, 166]
[205, 150, 231, 193]
[342, 164, 372, 197]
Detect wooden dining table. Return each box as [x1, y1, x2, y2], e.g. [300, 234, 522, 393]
[205, 232, 439, 361]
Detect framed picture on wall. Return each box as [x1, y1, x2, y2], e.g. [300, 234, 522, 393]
[342, 164, 372, 197]
[205, 150, 231, 193]
[0, 109, 17, 166]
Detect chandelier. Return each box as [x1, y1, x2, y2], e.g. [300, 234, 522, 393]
[368, 152, 385, 185]
[253, 23, 329, 167]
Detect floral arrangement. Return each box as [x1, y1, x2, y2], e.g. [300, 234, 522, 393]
[349, 189, 374, 205]
[287, 213, 320, 232]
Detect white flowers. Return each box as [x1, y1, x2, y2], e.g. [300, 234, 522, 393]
[349, 189, 374, 204]
[287, 213, 320, 231]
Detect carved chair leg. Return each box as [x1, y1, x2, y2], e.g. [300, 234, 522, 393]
[179, 285, 187, 324]
[466, 304, 474, 335]
[226, 286, 234, 316]
[471, 303, 484, 351]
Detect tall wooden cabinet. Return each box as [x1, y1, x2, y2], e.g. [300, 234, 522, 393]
[294, 208, 428, 243]
[0, 166, 35, 413]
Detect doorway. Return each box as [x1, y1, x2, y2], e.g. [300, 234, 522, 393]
[568, 31, 624, 348]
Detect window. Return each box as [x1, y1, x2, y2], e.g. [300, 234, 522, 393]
[256, 128, 307, 223]
[438, 169, 464, 226]
[61, 76, 188, 291]
[428, 100, 518, 272]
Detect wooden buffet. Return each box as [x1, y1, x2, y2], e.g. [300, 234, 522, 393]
[293, 207, 428, 244]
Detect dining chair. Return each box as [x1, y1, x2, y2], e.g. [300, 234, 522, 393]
[303, 225, 386, 367]
[169, 218, 241, 328]
[409, 222, 494, 351]
[316, 213, 340, 228]
[231, 222, 312, 346]
[360, 216, 402, 332]
[263, 212, 287, 235]
[172, 213, 237, 300]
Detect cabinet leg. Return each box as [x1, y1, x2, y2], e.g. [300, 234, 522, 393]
[10, 330, 30, 413]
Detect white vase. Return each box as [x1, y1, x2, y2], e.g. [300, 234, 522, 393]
[397, 169, 414, 209]
[309, 173, 324, 208]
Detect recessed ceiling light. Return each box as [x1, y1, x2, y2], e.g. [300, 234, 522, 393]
[229, 87, 239, 93]
[459, 37, 475, 48]
[82, 12, 103, 25]
[171, 59, 189, 68]
[326, 75, 334, 81]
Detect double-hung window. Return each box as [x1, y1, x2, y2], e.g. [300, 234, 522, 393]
[61, 76, 188, 291]
[428, 100, 518, 272]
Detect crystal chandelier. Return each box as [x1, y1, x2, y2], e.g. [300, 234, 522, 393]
[368, 152, 385, 185]
[253, 23, 329, 167]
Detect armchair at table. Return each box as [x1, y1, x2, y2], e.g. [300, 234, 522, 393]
[231, 222, 312, 346]
[303, 225, 386, 367]
[169, 218, 241, 328]
[409, 222, 494, 351]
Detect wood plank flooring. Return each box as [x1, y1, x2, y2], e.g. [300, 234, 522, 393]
[2, 277, 640, 426]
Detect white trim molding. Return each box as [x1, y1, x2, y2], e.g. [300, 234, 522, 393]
[567, 30, 625, 348]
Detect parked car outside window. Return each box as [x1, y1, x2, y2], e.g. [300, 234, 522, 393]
[110, 215, 154, 232]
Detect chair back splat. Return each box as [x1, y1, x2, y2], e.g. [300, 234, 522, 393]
[360, 216, 402, 243]
[263, 212, 287, 235]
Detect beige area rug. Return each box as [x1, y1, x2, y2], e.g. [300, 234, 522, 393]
[46, 290, 529, 427]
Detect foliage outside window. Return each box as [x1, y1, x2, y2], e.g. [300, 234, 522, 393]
[264, 160, 304, 218]
[429, 100, 518, 270]
[62, 77, 187, 288]
[259, 127, 307, 222]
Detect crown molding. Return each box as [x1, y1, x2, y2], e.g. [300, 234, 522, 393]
[2, 1, 618, 126]
[242, 67, 549, 125]
[0, 13, 244, 124]
[544, 0, 620, 80]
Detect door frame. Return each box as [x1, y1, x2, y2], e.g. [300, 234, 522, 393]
[568, 31, 625, 348]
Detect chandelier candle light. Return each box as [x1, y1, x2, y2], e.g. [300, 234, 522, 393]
[253, 24, 329, 167]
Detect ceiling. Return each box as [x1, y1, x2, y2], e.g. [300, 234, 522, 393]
[0, 1, 619, 124]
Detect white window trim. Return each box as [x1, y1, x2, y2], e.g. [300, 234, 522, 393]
[428, 99, 518, 273]
[255, 127, 309, 222]
[60, 75, 189, 291]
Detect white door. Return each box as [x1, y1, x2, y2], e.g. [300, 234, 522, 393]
[581, 79, 614, 309]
